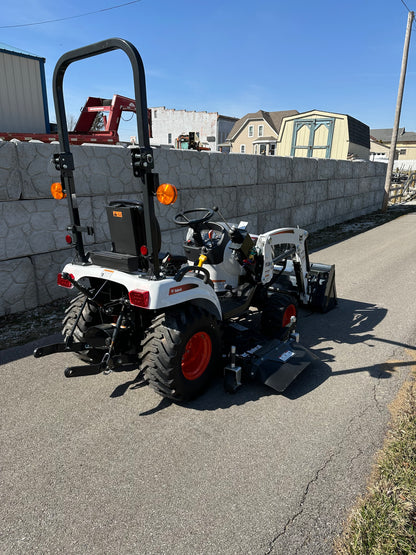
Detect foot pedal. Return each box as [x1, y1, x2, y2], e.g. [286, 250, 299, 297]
[64, 365, 102, 378]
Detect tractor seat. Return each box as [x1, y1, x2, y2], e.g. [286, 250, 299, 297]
[90, 200, 161, 273]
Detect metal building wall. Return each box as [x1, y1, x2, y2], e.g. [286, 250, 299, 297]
[0, 50, 49, 133]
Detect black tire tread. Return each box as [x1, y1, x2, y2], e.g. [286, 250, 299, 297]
[140, 305, 220, 402]
[260, 292, 298, 339]
[62, 293, 102, 363]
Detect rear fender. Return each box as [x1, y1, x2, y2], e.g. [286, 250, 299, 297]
[60, 262, 222, 317]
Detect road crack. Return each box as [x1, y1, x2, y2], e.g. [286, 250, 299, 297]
[265, 452, 335, 554]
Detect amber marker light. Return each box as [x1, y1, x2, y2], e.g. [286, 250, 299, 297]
[156, 183, 178, 205]
[51, 182, 66, 199]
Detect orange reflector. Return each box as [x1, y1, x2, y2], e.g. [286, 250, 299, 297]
[156, 183, 178, 205]
[51, 182, 66, 199]
[57, 273, 74, 288]
[129, 289, 150, 308]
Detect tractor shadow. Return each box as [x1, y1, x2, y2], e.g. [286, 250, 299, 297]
[113, 297, 416, 413]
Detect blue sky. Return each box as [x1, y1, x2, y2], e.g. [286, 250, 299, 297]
[1, 0, 416, 141]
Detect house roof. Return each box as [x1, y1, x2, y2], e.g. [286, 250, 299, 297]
[371, 128, 416, 143]
[227, 109, 298, 140]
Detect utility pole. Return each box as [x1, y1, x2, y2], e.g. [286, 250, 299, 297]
[382, 10, 414, 212]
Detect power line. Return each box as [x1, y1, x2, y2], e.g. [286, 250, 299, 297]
[399, 0, 413, 12]
[0, 0, 144, 29]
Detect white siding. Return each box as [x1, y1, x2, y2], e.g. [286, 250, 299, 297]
[149, 107, 237, 152]
[0, 52, 47, 133]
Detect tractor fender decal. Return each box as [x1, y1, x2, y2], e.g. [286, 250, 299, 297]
[169, 283, 198, 295]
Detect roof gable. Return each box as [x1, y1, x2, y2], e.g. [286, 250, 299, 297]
[227, 109, 298, 140]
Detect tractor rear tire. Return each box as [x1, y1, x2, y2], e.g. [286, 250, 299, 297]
[260, 293, 298, 339]
[62, 293, 103, 364]
[140, 305, 220, 402]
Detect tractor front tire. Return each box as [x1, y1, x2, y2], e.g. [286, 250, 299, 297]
[260, 293, 298, 339]
[140, 305, 220, 402]
[62, 293, 103, 364]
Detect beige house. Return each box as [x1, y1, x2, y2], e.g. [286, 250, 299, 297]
[370, 128, 416, 162]
[227, 110, 298, 156]
[227, 109, 370, 160]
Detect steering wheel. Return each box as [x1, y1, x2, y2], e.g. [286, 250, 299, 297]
[174, 208, 214, 228]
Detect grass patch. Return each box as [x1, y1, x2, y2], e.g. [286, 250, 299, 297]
[336, 373, 416, 554]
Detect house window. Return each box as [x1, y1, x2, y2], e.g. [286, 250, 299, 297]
[168, 133, 172, 144]
[153, 110, 157, 118]
[240, 144, 246, 154]
[248, 125, 254, 137]
[269, 144, 276, 155]
[399, 149, 407, 155]
[258, 125, 264, 137]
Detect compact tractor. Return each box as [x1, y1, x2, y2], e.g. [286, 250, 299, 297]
[34, 38, 337, 401]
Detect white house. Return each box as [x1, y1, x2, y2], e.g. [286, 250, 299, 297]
[149, 106, 237, 152]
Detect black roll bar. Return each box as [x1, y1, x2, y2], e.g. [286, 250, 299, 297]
[52, 38, 160, 275]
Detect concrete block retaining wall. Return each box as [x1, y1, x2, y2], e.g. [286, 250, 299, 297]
[0, 140, 386, 316]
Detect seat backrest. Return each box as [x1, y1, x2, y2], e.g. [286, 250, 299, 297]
[106, 200, 161, 259]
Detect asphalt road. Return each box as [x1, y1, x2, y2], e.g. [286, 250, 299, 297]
[1, 211, 416, 554]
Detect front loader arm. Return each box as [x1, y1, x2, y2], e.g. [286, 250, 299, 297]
[255, 228, 311, 303]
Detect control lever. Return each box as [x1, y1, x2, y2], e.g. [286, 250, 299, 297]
[212, 206, 233, 233]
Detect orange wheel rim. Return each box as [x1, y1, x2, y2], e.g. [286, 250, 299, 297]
[181, 331, 212, 380]
[282, 304, 296, 328]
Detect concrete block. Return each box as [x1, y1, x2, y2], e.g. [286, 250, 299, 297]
[352, 161, 375, 178]
[351, 193, 367, 212]
[209, 152, 257, 187]
[304, 181, 328, 204]
[334, 160, 353, 179]
[257, 155, 293, 184]
[358, 177, 374, 194]
[17, 142, 59, 199]
[161, 227, 187, 254]
[292, 182, 307, 206]
[316, 199, 338, 223]
[371, 176, 385, 192]
[0, 142, 22, 201]
[335, 196, 352, 215]
[317, 158, 337, 181]
[291, 203, 317, 228]
[260, 208, 293, 232]
[0, 257, 38, 316]
[292, 157, 318, 182]
[275, 182, 296, 210]
[154, 149, 211, 189]
[32, 249, 73, 306]
[374, 162, 388, 177]
[0, 200, 66, 260]
[344, 179, 360, 197]
[236, 184, 275, 215]
[327, 179, 345, 199]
